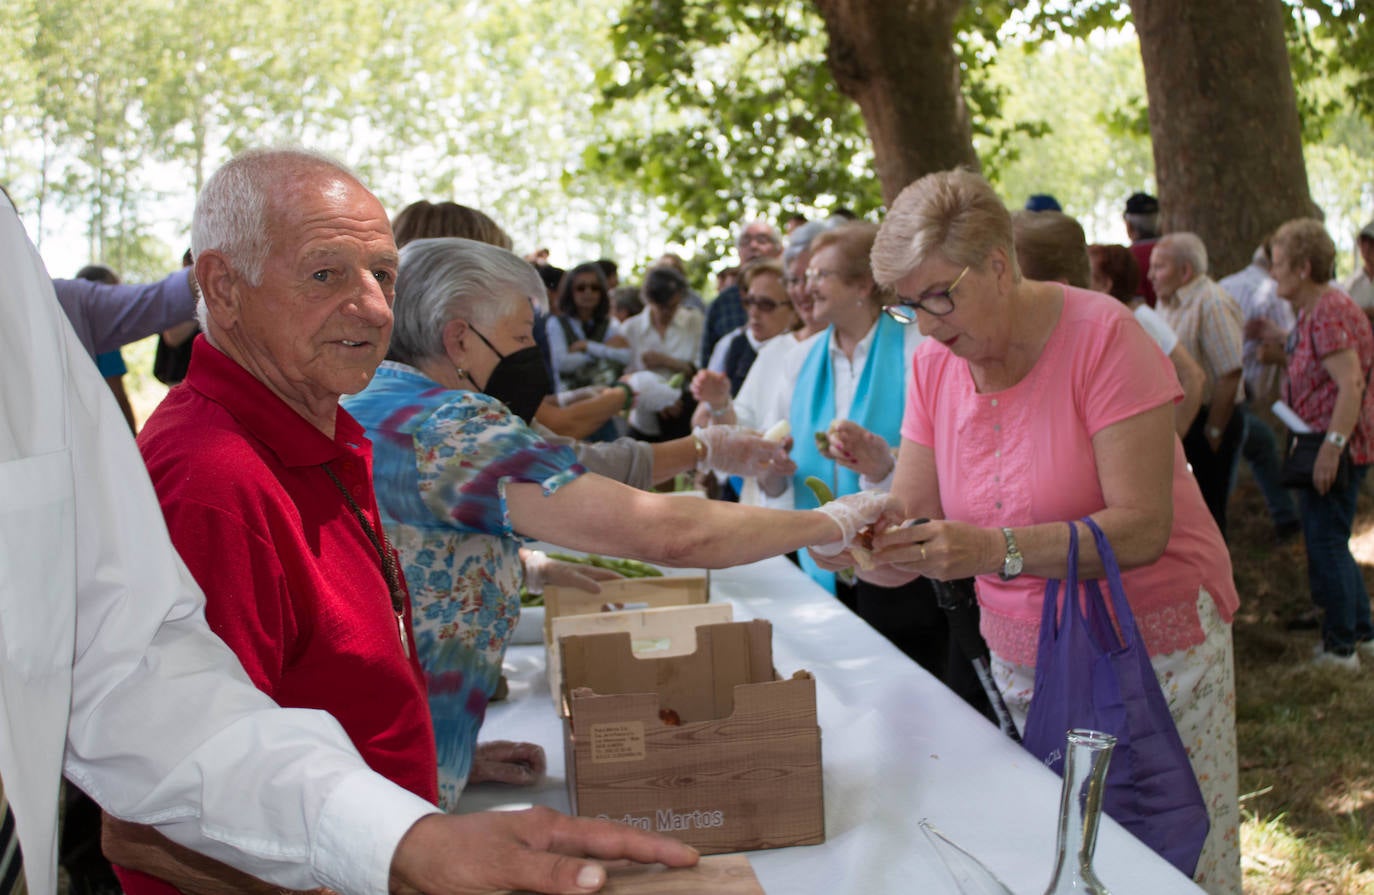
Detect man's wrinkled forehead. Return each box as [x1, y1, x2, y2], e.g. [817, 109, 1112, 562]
[739, 221, 776, 242]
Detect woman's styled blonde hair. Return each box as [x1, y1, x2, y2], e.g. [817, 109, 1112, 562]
[871, 168, 1019, 288]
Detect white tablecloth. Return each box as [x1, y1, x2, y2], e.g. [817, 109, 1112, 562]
[461, 555, 1202, 894]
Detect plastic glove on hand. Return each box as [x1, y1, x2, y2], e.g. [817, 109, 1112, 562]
[554, 385, 603, 407]
[812, 489, 900, 560]
[695, 426, 794, 478]
[624, 370, 681, 413]
[522, 549, 623, 594]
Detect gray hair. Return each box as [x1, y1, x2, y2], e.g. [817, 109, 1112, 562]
[1157, 232, 1209, 278]
[871, 168, 1020, 288]
[737, 218, 782, 251]
[782, 218, 841, 268]
[390, 237, 541, 366]
[191, 147, 358, 287]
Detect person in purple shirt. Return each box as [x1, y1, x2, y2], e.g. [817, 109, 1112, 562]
[53, 267, 198, 361]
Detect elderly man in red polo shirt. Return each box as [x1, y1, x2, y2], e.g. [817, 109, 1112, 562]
[102, 148, 696, 895]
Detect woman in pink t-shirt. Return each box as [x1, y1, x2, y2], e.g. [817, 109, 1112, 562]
[834, 170, 1240, 895]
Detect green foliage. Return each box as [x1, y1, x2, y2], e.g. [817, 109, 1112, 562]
[984, 31, 1155, 240]
[1280, 1, 1374, 141]
[590, 0, 882, 262]
[3, 0, 1368, 282]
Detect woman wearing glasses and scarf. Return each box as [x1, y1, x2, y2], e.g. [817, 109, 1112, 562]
[827, 170, 1239, 895]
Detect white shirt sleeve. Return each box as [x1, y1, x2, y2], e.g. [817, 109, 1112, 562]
[707, 329, 738, 374]
[1, 199, 434, 895]
[586, 317, 633, 365]
[1134, 305, 1179, 356]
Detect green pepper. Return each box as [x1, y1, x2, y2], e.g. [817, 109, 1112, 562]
[803, 475, 835, 505]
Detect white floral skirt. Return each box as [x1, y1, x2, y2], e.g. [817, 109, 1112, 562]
[990, 589, 1241, 895]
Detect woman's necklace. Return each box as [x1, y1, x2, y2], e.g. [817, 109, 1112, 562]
[321, 464, 410, 658]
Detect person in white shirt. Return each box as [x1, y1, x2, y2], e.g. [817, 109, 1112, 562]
[704, 259, 798, 394]
[1343, 219, 1374, 324]
[690, 218, 840, 507]
[621, 266, 704, 439]
[0, 187, 696, 895]
[1218, 244, 1301, 542]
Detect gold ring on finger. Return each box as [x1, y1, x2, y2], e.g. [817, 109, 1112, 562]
[920, 544, 927, 561]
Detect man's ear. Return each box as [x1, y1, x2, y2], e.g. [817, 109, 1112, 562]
[195, 251, 241, 331]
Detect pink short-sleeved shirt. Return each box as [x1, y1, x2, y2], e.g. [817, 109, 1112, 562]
[902, 286, 1238, 666]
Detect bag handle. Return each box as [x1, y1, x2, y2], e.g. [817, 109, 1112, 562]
[1079, 516, 1141, 648]
[1039, 521, 1081, 639]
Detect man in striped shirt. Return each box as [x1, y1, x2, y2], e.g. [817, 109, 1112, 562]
[1152, 232, 1247, 535]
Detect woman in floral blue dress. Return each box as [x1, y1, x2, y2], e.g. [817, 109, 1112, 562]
[344, 237, 889, 810]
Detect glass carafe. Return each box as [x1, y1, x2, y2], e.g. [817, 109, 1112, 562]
[1042, 728, 1116, 895]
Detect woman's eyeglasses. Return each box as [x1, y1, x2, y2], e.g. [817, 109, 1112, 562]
[885, 266, 970, 324]
[803, 268, 842, 288]
[741, 296, 792, 313]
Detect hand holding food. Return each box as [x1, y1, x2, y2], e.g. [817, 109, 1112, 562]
[870, 518, 1004, 582]
[695, 426, 796, 479]
[810, 489, 899, 560]
[825, 420, 896, 482]
[689, 369, 732, 408]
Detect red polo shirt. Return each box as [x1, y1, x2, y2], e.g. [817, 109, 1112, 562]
[1130, 237, 1158, 307]
[120, 338, 437, 893]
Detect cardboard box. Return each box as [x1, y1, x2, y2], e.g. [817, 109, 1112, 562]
[561, 620, 824, 854]
[548, 602, 735, 714]
[542, 575, 709, 645]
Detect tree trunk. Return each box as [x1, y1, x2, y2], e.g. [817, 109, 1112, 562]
[813, 0, 978, 206]
[1132, 0, 1317, 276]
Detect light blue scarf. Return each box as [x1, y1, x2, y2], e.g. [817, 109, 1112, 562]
[790, 314, 908, 591]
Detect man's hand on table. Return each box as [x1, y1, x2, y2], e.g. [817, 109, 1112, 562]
[469, 740, 547, 786]
[388, 807, 699, 894]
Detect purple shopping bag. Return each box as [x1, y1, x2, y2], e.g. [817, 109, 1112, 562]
[1021, 518, 1210, 877]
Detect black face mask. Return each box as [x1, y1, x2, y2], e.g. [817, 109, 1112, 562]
[469, 327, 550, 424]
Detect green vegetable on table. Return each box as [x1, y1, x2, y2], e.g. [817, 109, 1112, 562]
[544, 552, 665, 579]
[666, 372, 686, 389]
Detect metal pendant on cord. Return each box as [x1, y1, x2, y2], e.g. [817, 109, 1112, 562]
[321, 463, 411, 658]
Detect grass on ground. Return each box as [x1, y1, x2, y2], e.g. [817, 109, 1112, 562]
[1229, 472, 1374, 895]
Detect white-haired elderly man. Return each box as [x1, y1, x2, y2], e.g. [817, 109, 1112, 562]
[1150, 232, 1247, 536]
[101, 148, 698, 895]
[700, 217, 783, 366]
